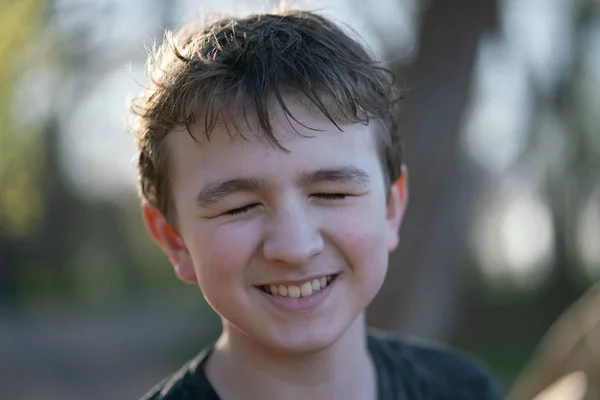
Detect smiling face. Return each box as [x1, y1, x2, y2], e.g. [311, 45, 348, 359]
[143, 99, 406, 354]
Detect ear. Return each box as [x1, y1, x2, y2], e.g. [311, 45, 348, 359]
[386, 166, 409, 252]
[142, 203, 197, 283]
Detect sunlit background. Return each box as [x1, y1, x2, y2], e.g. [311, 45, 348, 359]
[1, 0, 599, 398]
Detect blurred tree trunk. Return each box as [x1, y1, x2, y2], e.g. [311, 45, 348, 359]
[367, 0, 498, 340]
[544, 0, 597, 321]
[0, 239, 18, 306]
[31, 117, 82, 274]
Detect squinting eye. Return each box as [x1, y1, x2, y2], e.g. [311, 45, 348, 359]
[313, 193, 347, 200]
[223, 203, 258, 216]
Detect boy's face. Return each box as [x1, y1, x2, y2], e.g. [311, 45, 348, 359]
[144, 98, 406, 353]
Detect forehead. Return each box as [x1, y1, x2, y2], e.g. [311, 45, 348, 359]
[165, 98, 381, 180]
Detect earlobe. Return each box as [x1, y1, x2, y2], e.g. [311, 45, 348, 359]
[142, 203, 197, 283]
[386, 167, 409, 252]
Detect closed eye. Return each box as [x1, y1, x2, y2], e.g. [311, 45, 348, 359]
[223, 203, 259, 216]
[312, 193, 347, 200]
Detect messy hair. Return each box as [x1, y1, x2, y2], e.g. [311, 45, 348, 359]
[131, 10, 403, 224]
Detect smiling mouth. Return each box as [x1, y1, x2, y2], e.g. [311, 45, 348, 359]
[257, 274, 339, 298]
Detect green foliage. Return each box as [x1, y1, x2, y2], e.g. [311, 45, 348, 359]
[0, 0, 45, 237]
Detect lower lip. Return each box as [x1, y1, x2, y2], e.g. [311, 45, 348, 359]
[257, 276, 338, 312]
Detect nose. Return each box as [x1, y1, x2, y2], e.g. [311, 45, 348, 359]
[262, 203, 324, 265]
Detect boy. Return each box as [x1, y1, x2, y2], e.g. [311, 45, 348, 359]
[132, 9, 502, 400]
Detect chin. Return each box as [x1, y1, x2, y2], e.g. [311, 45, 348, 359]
[262, 319, 353, 355]
[272, 333, 338, 355]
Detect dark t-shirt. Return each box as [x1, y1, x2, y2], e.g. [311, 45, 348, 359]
[141, 331, 503, 399]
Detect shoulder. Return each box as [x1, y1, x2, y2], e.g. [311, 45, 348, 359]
[139, 349, 217, 400]
[368, 330, 503, 399]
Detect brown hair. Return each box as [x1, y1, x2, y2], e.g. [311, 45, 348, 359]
[131, 10, 403, 224]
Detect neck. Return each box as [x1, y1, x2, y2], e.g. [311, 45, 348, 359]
[205, 314, 377, 400]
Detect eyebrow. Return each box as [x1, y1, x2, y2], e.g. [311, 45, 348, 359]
[196, 166, 370, 207]
[196, 177, 270, 206]
[298, 166, 370, 186]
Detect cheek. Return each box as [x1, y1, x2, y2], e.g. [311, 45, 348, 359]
[327, 202, 390, 279]
[183, 220, 263, 292]
[346, 227, 390, 280]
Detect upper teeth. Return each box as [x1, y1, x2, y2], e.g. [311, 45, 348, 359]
[265, 275, 334, 298]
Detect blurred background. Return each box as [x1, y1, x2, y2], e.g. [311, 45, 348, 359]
[1, 0, 599, 398]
